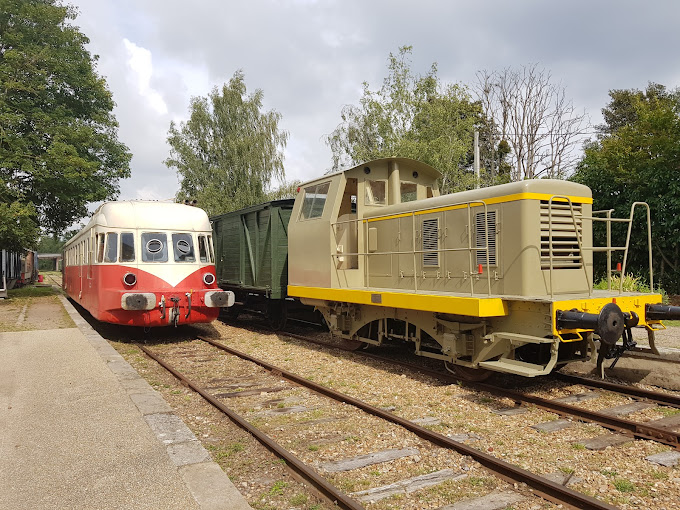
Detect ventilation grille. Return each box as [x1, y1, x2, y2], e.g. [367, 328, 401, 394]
[540, 201, 583, 270]
[475, 211, 497, 266]
[422, 218, 439, 267]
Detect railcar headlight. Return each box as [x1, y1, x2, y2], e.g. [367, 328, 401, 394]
[123, 272, 137, 286]
[203, 273, 215, 285]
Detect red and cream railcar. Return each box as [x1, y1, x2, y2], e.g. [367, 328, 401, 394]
[62, 201, 234, 327]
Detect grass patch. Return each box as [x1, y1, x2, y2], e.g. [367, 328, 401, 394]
[268, 480, 288, 496]
[7, 286, 56, 298]
[289, 493, 307, 505]
[613, 478, 635, 493]
[572, 443, 586, 450]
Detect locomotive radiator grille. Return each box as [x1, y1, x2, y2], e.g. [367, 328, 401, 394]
[540, 201, 583, 270]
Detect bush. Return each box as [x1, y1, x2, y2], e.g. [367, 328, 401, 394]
[594, 274, 669, 303]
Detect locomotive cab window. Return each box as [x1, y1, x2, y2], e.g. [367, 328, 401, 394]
[300, 181, 330, 220]
[365, 179, 386, 206]
[141, 233, 168, 262]
[120, 232, 135, 262]
[172, 233, 196, 262]
[104, 233, 118, 263]
[401, 181, 417, 203]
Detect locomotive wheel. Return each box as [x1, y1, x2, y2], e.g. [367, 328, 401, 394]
[445, 362, 492, 382]
[339, 338, 366, 351]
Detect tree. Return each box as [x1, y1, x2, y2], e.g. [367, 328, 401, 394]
[0, 0, 131, 247]
[0, 202, 39, 252]
[326, 46, 483, 194]
[266, 180, 302, 201]
[571, 83, 680, 292]
[475, 64, 588, 181]
[166, 71, 288, 217]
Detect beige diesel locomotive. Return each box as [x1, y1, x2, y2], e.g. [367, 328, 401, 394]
[287, 157, 671, 379]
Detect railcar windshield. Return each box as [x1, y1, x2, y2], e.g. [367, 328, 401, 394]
[172, 233, 196, 262]
[141, 233, 168, 262]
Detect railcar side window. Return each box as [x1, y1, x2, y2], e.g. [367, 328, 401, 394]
[300, 181, 330, 220]
[141, 233, 168, 262]
[365, 180, 386, 206]
[198, 235, 209, 263]
[105, 233, 118, 263]
[172, 233, 196, 262]
[208, 235, 215, 263]
[96, 234, 105, 263]
[120, 233, 135, 262]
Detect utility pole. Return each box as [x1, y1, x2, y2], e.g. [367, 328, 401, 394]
[474, 130, 480, 188]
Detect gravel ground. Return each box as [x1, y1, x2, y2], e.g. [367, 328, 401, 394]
[108, 316, 680, 510]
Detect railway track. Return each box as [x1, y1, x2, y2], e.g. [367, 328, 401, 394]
[277, 330, 680, 450]
[138, 335, 621, 510]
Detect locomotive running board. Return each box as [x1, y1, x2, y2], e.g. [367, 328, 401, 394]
[478, 358, 554, 377]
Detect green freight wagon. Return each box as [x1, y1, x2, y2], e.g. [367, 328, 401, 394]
[211, 199, 295, 328]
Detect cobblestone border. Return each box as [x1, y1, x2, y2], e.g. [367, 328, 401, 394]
[58, 295, 252, 510]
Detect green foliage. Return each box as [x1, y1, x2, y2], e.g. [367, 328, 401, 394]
[0, 201, 40, 250]
[593, 273, 668, 302]
[326, 46, 483, 194]
[166, 71, 288, 217]
[613, 478, 635, 493]
[36, 234, 66, 253]
[266, 180, 301, 201]
[0, 0, 131, 242]
[572, 83, 680, 293]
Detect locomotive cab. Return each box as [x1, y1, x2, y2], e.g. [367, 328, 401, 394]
[288, 158, 664, 379]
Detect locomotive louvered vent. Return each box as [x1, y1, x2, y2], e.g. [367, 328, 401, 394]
[540, 200, 583, 270]
[475, 211, 497, 266]
[422, 218, 439, 267]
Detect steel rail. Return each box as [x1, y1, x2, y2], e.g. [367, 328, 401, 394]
[277, 332, 680, 448]
[199, 336, 618, 510]
[554, 372, 680, 408]
[137, 345, 364, 510]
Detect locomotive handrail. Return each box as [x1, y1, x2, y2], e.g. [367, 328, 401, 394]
[547, 196, 590, 298]
[579, 203, 653, 293]
[331, 200, 493, 296]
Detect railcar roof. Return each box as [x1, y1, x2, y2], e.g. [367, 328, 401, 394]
[64, 201, 211, 247]
[363, 179, 592, 219]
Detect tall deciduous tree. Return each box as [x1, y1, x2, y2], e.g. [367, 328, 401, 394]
[326, 46, 483, 194]
[166, 71, 288, 217]
[475, 64, 588, 181]
[572, 83, 680, 292]
[0, 0, 131, 247]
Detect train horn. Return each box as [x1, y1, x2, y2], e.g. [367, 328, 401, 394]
[556, 302, 628, 345]
[645, 303, 680, 321]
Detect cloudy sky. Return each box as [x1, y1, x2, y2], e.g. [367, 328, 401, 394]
[68, 0, 680, 202]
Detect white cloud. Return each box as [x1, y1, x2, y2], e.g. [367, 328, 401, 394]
[123, 38, 168, 115]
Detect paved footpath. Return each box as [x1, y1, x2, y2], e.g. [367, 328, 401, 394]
[0, 295, 252, 510]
